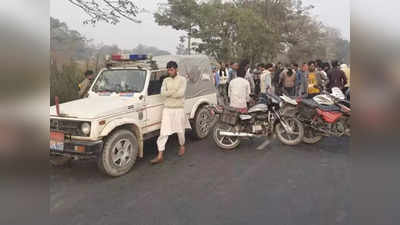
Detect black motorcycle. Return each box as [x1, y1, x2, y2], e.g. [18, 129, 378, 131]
[207, 93, 304, 150]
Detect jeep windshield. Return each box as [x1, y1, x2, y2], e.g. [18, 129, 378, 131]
[92, 69, 146, 93]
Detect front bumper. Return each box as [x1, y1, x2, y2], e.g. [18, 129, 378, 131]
[50, 139, 103, 157]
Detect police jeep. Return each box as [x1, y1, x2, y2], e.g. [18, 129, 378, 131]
[50, 54, 217, 176]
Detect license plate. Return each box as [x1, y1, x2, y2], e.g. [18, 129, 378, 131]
[50, 131, 64, 151]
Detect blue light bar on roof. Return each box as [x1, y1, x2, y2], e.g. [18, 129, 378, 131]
[111, 54, 148, 61]
[130, 54, 147, 60]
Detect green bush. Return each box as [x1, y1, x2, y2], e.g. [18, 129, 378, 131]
[50, 62, 83, 105]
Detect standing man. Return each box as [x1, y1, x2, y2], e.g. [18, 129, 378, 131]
[253, 67, 261, 96]
[258, 64, 266, 96]
[293, 63, 302, 96]
[265, 63, 273, 95]
[228, 62, 251, 111]
[227, 62, 239, 103]
[340, 63, 351, 98]
[327, 60, 348, 92]
[212, 66, 218, 87]
[296, 63, 308, 97]
[316, 60, 329, 92]
[259, 63, 273, 96]
[272, 62, 283, 95]
[79, 70, 95, 98]
[150, 61, 191, 164]
[228, 62, 239, 82]
[306, 61, 323, 98]
[216, 63, 229, 104]
[244, 61, 255, 94]
[280, 69, 296, 96]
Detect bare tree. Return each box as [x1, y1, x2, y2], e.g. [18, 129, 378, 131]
[67, 0, 141, 24]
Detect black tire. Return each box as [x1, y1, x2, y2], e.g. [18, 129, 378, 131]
[212, 122, 240, 150]
[50, 155, 72, 167]
[275, 117, 304, 145]
[302, 127, 323, 144]
[97, 129, 138, 177]
[344, 117, 351, 136]
[192, 106, 212, 139]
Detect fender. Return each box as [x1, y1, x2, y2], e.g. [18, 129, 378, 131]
[99, 118, 144, 158]
[189, 98, 213, 119]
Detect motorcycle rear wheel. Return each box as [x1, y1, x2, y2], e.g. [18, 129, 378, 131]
[212, 122, 240, 150]
[302, 127, 323, 144]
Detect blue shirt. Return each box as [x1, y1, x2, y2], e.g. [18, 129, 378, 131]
[214, 71, 220, 86]
[295, 70, 303, 87]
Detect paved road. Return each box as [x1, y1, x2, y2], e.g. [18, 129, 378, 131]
[50, 134, 350, 225]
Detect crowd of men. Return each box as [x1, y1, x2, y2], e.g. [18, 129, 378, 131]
[212, 59, 350, 108]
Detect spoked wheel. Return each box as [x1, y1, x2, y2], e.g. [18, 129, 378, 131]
[302, 126, 323, 144]
[212, 122, 240, 150]
[275, 117, 304, 145]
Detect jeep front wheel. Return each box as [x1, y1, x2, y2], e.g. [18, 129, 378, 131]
[192, 106, 212, 139]
[97, 129, 138, 177]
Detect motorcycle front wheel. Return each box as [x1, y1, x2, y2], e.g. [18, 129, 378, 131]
[212, 122, 240, 150]
[302, 127, 323, 144]
[275, 117, 304, 145]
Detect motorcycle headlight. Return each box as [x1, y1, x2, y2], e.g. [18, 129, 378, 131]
[279, 102, 284, 108]
[81, 122, 91, 135]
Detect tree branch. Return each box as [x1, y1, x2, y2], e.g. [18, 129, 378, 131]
[67, 0, 141, 25]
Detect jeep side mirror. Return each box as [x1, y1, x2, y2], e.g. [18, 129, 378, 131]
[139, 95, 144, 100]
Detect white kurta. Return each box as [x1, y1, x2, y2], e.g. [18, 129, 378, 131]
[159, 108, 191, 136]
[228, 77, 251, 109]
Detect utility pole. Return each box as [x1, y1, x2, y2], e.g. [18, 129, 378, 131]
[188, 26, 191, 55]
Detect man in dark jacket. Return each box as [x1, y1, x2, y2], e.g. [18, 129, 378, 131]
[327, 60, 348, 92]
[273, 62, 283, 95]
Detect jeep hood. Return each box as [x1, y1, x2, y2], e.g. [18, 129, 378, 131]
[49, 96, 140, 119]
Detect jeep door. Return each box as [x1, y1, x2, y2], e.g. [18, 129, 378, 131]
[143, 70, 168, 133]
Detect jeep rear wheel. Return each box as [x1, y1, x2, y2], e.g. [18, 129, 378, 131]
[97, 129, 138, 177]
[192, 106, 212, 139]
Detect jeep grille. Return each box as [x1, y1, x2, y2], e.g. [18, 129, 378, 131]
[50, 119, 90, 137]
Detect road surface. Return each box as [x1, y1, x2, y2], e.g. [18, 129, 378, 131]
[50, 134, 350, 225]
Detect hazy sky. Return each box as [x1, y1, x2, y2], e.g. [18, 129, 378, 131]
[50, 0, 350, 54]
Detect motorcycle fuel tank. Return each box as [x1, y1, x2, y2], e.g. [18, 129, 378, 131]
[317, 108, 343, 123]
[248, 104, 269, 113]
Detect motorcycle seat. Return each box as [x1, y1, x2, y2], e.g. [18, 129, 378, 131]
[223, 106, 248, 114]
[300, 98, 319, 108]
[301, 98, 341, 111]
[317, 104, 341, 112]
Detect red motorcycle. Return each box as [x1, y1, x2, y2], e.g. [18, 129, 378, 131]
[284, 91, 351, 144]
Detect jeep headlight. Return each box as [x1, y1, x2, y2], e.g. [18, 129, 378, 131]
[81, 122, 91, 135]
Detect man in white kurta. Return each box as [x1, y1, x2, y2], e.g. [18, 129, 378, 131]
[228, 73, 251, 110]
[150, 61, 191, 164]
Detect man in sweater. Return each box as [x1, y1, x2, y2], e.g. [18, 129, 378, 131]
[150, 61, 191, 164]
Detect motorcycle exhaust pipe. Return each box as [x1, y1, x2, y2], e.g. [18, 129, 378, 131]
[219, 131, 255, 137]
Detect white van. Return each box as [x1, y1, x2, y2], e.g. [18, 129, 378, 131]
[50, 54, 217, 176]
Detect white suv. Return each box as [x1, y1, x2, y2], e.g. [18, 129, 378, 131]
[50, 54, 217, 176]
